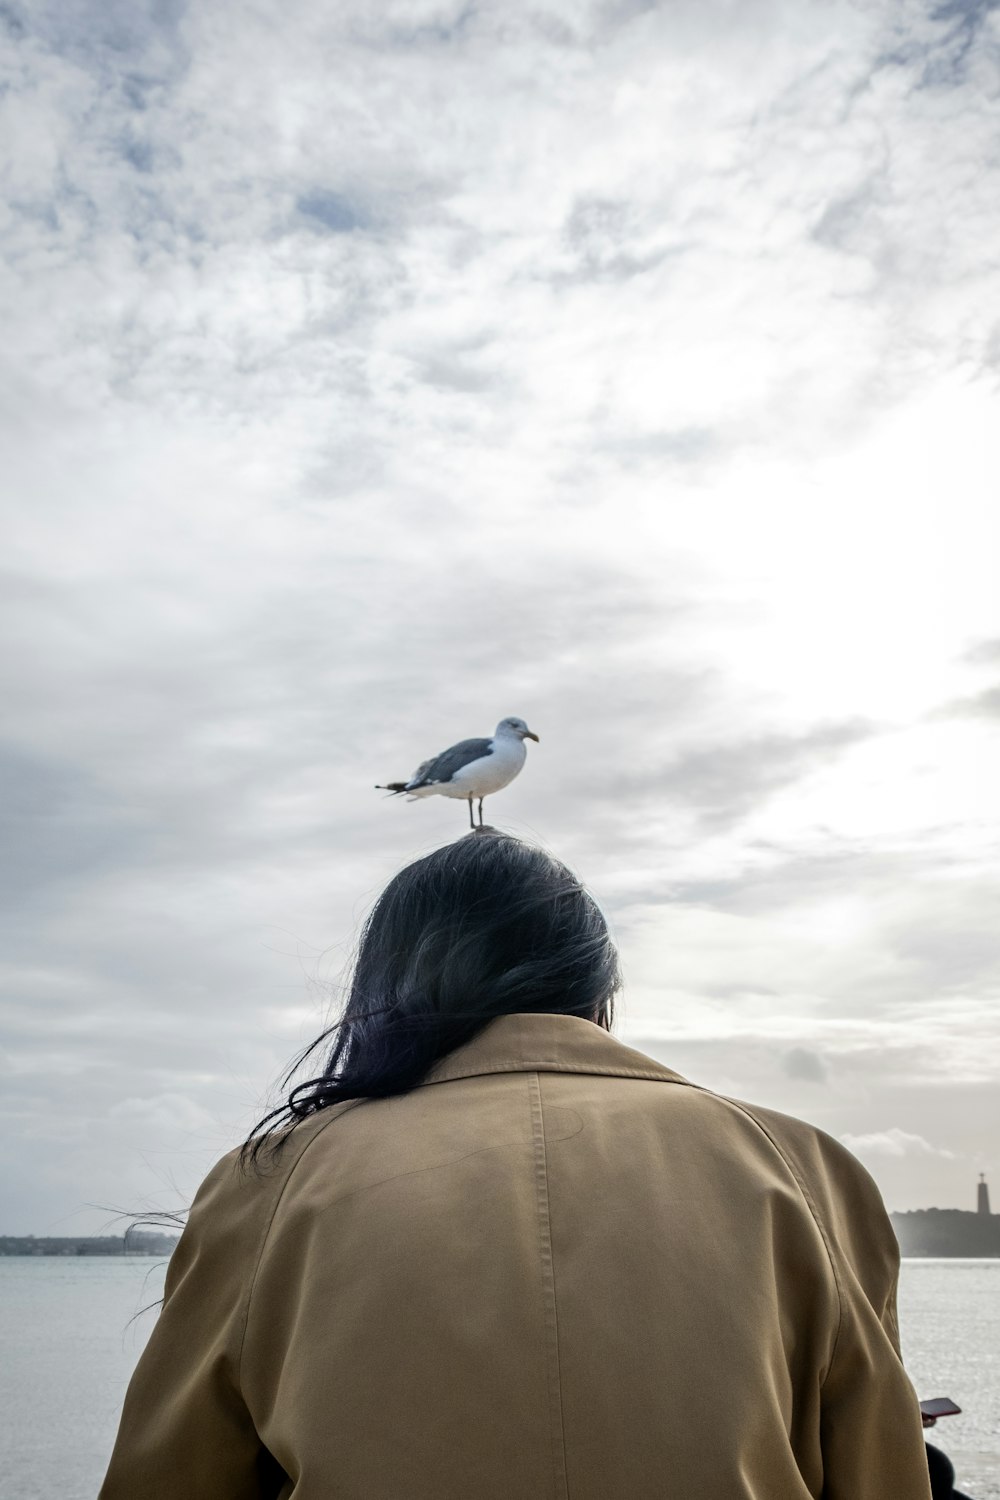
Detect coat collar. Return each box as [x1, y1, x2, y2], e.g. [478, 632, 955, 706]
[418, 1012, 691, 1089]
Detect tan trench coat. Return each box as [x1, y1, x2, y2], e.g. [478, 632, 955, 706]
[100, 1013, 932, 1499]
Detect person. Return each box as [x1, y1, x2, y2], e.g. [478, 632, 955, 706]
[100, 832, 933, 1499]
[924, 1418, 974, 1500]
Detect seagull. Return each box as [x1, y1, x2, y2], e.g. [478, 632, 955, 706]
[377, 716, 540, 829]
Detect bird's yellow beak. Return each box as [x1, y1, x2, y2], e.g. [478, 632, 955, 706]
[525, 730, 540, 742]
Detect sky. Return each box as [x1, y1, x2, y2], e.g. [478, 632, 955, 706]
[1, 0, 998, 1233]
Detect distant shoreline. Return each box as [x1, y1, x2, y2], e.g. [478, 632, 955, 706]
[3, 1213, 997, 1260]
[0, 1233, 180, 1257]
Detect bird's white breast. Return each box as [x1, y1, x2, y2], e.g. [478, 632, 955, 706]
[442, 735, 527, 798]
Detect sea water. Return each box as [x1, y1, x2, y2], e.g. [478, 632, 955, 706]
[0, 1256, 168, 1500]
[0, 1256, 997, 1498]
[898, 1260, 1000, 1498]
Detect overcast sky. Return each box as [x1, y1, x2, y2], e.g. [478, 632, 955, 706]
[2, 0, 998, 1233]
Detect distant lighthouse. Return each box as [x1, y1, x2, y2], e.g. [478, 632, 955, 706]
[978, 1173, 991, 1217]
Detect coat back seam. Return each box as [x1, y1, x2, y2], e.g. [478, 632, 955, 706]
[529, 1070, 571, 1500]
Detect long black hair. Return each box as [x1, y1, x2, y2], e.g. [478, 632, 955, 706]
[243, 831, 620, 1165]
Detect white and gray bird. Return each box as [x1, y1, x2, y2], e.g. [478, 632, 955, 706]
[376, 716, 539, 829]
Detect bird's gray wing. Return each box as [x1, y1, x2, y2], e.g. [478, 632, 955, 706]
[407, 737, 493, 788]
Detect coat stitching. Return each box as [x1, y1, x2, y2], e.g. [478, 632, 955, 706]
[236, 1103, 356, 1388]
[718, 1099, 846, 1389]
[420, 1062, 692, 1087]
[529, 1071, 571, 1500]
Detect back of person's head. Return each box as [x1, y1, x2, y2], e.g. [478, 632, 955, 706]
[245, 831, 620, 1163]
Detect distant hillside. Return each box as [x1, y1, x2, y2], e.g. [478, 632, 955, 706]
[0, 1232, 180, 1257]
[891, 1209, 1000, 1258]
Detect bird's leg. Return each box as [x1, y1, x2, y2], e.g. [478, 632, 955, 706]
[467, 797, 475, 830]
[477, 798, 484, 827]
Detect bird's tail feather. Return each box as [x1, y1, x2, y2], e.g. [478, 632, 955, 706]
[375, 782, 408, 794]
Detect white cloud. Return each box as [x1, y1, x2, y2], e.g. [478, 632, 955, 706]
[840, 1128, 957, 1161]
[107, 1093, 217, 1135]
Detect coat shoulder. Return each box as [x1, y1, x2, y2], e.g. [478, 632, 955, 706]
[164, 1113, 344, 1303]
[720, 1097, 890, 1226]
[718, 1095, 900, 1328]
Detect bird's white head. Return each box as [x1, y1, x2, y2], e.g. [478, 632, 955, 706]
[496, 716, 539, 743]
